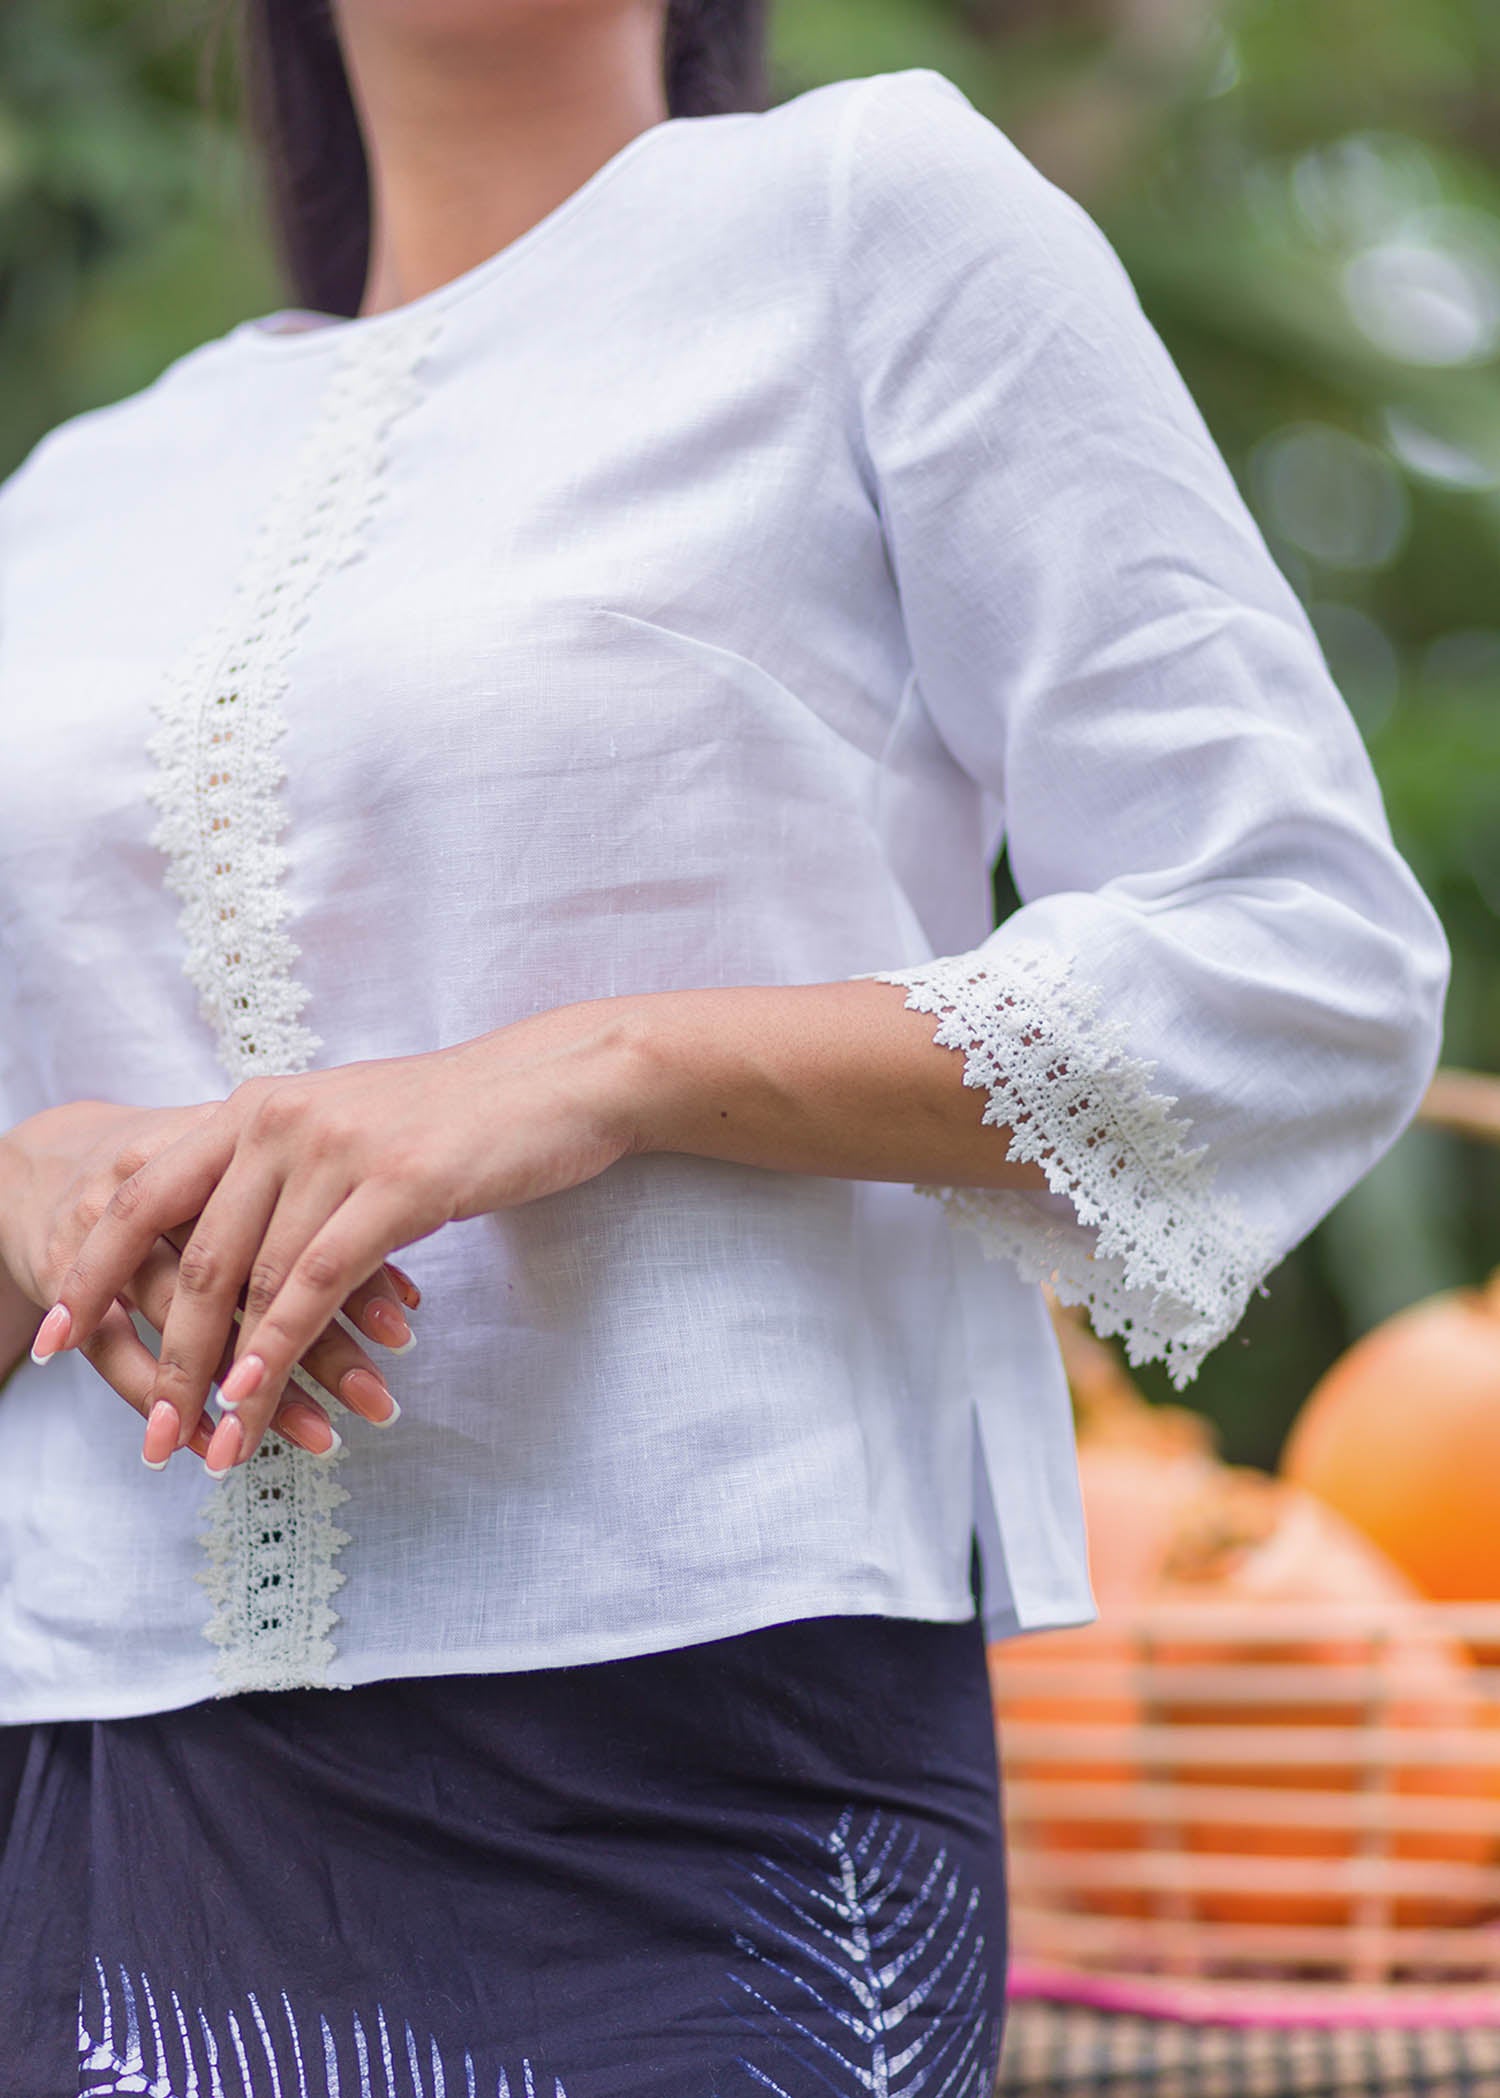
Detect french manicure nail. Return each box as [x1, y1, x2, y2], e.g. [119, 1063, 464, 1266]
[364, 1300, 414, 1352]
[219, 1354, 265, 1409]
[384, 1265, 421, 1311]
[30, 1304, 71, 1364]
[339, 1366, 400, 1427]
[205, 1412, 243, 1478]
[274, 1400, 342, 1457]
[142, 1399, 180, 1469]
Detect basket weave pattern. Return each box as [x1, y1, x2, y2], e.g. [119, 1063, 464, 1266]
[992, 1601, 1500, 2027]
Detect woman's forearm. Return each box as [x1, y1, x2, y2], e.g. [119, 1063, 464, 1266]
[34, 987, 1056, 1452]
[23, 983, 1052, 1416]
[609, 978, 1054, 1192]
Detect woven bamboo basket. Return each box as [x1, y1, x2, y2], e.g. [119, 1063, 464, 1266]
[992, 1600, 1500, 2028]
[992, 1067, 1500, 2061]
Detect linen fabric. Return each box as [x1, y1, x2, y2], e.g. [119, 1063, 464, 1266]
[0, 67, 1448, 1722]
[0, 1610, 1010, 2098]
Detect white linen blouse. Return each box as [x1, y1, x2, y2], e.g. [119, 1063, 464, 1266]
[0, 67, 1449, 1723]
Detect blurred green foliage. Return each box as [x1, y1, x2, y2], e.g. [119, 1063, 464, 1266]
[2, 0, 1496, 1464]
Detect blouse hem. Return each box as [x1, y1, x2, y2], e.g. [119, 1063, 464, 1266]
[0, 1575, 1098, 1726]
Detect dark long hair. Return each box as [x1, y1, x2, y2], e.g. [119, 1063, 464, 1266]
[234, 1, 771, 318]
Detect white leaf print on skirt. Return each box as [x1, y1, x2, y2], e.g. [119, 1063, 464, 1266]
[724, 1805, 1003, 2096]
[77, 1955, 567, 2098]
[74, 1803, 1001, 2095]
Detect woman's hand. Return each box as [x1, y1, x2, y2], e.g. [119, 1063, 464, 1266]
[34, 1005, 644, 1474]
[2, 1099, 422, 1464]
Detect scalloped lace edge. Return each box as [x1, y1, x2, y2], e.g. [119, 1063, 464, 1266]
[144, 311, 441, 1086]
[860, 938, 1279, 1390]
[147, 308, 441, 1693]
[193, 1442, 354, 1694]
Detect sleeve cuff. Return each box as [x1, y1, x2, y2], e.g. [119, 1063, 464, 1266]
[855, 937, 1280, 1389]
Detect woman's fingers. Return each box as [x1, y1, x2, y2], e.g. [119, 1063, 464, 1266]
[231, 1304, 402, 1430]
[38, 1076, 432, 1475]
[121, 1242, 348, 1476]
[159, 1218, 417, 1355]
[144, 1162, 281, 1447]
[202, 1175, 371, 1471]
[144, 1162, 404, 1452]
[382, 1261, 422, 1312]
[136, 1216, 402, 1462]
[207, 1180, 419, 1473]
[40, 1116, 236, 1357]
[76, 1296, 217, 1465]
[200, 1163, 362, 1473]
[337, 1263, 417, 1353]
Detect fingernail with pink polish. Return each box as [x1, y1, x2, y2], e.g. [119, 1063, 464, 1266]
[142, 1399, 180, 1470]
[364, 1299, 414, 1352]
[205, 1412, 244, 1479]
[339, 1366, 400, 1428]
[30, 1304, 71, 1365]
[218, 1354, 265, 1410]
[275, 1400, 343, 1458]
[384, 1265, 421, 1311]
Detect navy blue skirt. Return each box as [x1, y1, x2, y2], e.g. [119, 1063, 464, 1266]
[0, 1607, 1008, 2097]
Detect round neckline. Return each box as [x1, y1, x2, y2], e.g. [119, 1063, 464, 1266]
[232, 111, 690, 356]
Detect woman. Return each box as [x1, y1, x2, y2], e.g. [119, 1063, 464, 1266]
[0, 0, 1449, 2090]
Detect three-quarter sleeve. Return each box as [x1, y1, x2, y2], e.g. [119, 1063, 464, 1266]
[839, 69, 1450, 1389]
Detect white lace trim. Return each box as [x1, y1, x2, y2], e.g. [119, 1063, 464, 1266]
[861, 938, 1279, 1390]
[145, 312, 440, 1083]
[146, 307, 442, 1693]
[193, 1441, 354, 1693]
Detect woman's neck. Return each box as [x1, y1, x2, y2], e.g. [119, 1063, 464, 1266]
[338, 3, 670, 320]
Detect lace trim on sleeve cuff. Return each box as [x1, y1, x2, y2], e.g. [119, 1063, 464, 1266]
[858, 939, 1279, 1389]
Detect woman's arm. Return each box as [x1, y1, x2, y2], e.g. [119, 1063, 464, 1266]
[609, 977, 1057, 1192]
[33, 982, 1052, 1472]
[808, 68, 1449, 1388]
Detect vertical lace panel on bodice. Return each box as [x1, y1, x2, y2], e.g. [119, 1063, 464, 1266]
[145, 309, 442, 1692]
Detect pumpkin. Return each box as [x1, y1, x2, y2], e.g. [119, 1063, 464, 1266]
[1151, 1468, 1500, 1930]
[1281, 1266, 1500, 1646]
[1000, 1312, 1500, 1937]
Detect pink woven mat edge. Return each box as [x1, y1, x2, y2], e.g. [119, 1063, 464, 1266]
[1005, 1959, 1500, 2030]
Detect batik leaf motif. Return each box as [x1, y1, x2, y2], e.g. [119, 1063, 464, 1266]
[725, 1805, 1002, 2097]
[77, 1956, 568, 2098]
